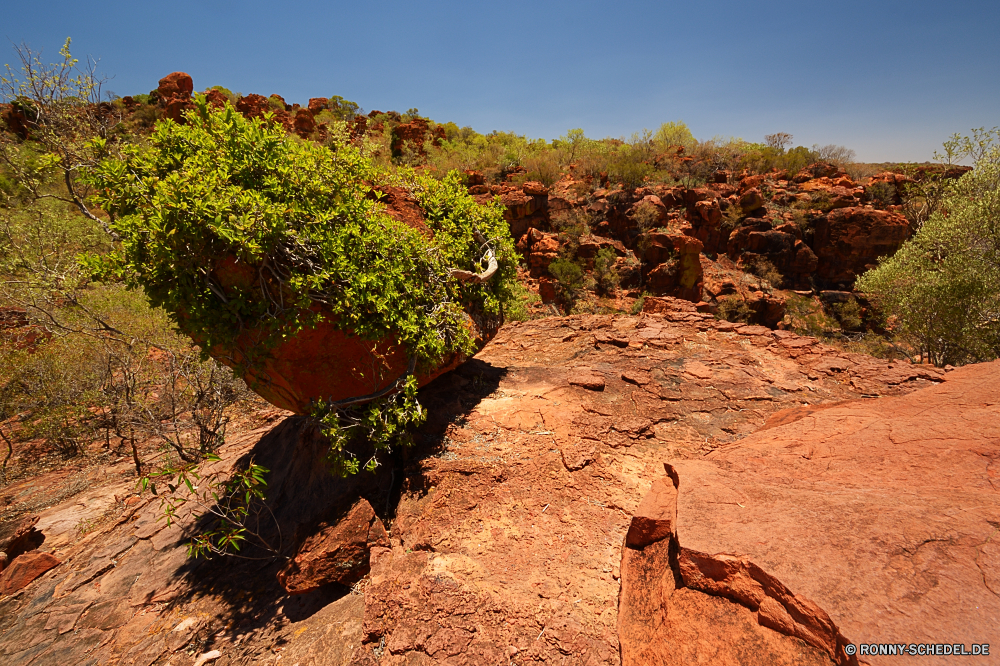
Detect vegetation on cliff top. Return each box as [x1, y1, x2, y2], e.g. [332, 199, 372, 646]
[857, 130, 1000, 366]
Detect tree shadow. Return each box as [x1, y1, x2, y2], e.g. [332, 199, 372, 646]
[155, 357, 506, 644]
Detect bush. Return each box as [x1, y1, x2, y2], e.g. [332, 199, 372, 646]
[548, 257, 588, 308]
[594, 247, 620, 296]
[832, 297, 863, 331]
[716, 295, 754, 323]
[857, 132, 1000, 366]
[744, 257, 783, 290]
[504, 279, 541, 321]
[85, 99, 518, 472]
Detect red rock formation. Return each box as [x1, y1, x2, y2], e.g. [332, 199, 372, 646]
[0, 550, 60, 595]
[203, 88, 228, 109]
[157, 72, 194, 122]
[390, 117, 445, 158]
[292, 108, 315, 138]
[501, 184, 549, 239]
[157, 72, 193, 99]
[277, 498, 389, 594]
[0, 312, 959, 663]
[307, 97, 329, 113]
[0, 103, 30, 138]
[812, 207, 909, 286]
[235, 93, 269, 119]
[644, 233, 704, 301]
[669, 359, 1000, 665]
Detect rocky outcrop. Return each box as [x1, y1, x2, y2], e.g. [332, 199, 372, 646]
[157, 72, 194, 122]
[618, 468, 845, 666]
[664, 358, 1000, 665]
[500, 182, 550, 239]
[390, 117, 445, 158]
[0, 312, 955, 665]
[812, 207, 910, 286]
[643, 233, 704, 301]
[235, 93, 269, 119]
[0, 103, 30, 139]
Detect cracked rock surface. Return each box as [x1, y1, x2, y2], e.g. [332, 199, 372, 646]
[0, 308, 973, 665]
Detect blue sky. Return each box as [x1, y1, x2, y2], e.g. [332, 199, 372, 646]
[6, 0, 999, 161]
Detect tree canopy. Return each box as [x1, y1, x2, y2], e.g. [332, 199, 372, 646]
[857, 132, 1000, 366]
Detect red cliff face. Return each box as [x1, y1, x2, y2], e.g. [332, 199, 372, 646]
[812, 207, 910, 286]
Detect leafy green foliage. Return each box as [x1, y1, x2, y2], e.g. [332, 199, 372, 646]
[593, 247, 620, 296]
[85, 99, 517, 473]
[142, 454, 276, 559]
[857, 135, 1000, 366]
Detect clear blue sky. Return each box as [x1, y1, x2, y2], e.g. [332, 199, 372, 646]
[6, 0, 999, 161]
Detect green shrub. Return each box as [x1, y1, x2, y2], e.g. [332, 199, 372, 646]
[857, 133, 1000, 366]
[716, 295, 753, 323]
[832, 297, 863, 331]
[594, 247, 620, 296]
[744, 257, 784, 289]
[629, 291, 649, 314]
[548, 257, 588, 308]
[504, 279, 541, 321]
[85, 99, 518, 473]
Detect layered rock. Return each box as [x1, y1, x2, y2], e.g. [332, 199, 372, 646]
[0, 312, 956, 665]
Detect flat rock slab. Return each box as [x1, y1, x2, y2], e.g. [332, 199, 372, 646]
[672, 359, 1000, 665]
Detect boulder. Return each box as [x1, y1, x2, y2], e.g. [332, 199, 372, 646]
[812, 207, 910, 285]
[739, 188, 766, 213]
[157, 72, 193, 100]
[203, 88, 229, 109]
[157, 72, 195, 122]
[790, 240, 819, 275]
[308, 97, 329, 113]
[694, 198, 722, 226]
[521, 181, 549, 196]
[206, 187, 499, 414]
[0, 550, 60, 595]
[644, 233, 704, 301]
[292, 108, 316, 138]
[277, 498, 389, 594]
[235, 93, 269, 119]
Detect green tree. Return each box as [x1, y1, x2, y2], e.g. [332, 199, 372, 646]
[654, 121, 696, 150]
[857, 133, 1000, 366]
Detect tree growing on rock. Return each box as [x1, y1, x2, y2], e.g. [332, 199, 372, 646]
[86, 98, 519, 474]
[857, 129, 1000, 366]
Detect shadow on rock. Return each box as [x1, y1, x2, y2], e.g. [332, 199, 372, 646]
[154, 358, 506, 637]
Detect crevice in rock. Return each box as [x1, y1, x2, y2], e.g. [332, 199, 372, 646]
[617, 463, 857, 666]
